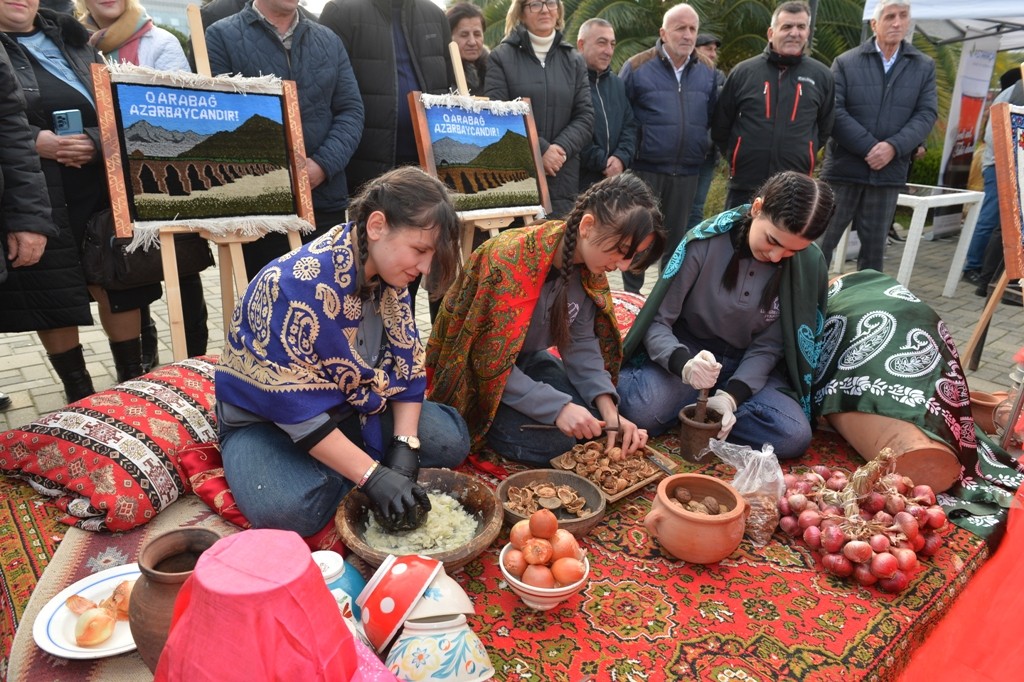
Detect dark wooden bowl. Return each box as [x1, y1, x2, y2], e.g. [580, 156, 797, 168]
[335, 468, 502, 573]
[495, 469, 606, 538]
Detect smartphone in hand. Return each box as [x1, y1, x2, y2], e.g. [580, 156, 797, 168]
[53, 109, 84, 136]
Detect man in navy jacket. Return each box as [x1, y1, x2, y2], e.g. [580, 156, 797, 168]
[620, 3, 716, 293]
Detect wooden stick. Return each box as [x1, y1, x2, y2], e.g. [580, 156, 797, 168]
[449, 41, 469, 97]
[694, 388, 709, 423]
[187, 5, 210, 78]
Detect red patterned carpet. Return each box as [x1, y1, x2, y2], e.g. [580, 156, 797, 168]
[0, 430, 992, 680]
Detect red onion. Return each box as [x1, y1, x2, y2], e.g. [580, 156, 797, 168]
[870, 551, 899, 579]
[821, 553, 854, 577]
[779, 515, 801, 536]
[925, 506, 947, 530]
[852, 563, 878, 587]
[861, 491, 886, 514]
[868, 533, 890, 553]
[890, 547, 919, 573]
[821, 524, 846, 554]
[912, 484, 937, 506]
[811, 465, 833, 480]
[798, 509, 822, 529]
[893, 511, 919, 540]
[918, 532, 943, 557]
[842, 540, 873, 564]
[802, 525, 822, 550]
[878, 569, 910, 593]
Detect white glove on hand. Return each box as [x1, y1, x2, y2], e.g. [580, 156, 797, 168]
[705, 390, 737, 440]
[682, 350, 722, 390]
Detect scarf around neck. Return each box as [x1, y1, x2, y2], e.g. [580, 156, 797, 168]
[83, 5, 152, 64]
[623, 207, 828, 420]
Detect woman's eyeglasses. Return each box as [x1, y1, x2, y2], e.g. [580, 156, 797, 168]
[522, 0, 559, 13]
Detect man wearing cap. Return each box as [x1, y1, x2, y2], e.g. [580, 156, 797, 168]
[711, 0, 834, 210]
[620, 3, 716, 293]
[577, 18, 637, 192]
[688, 32, 726, 228]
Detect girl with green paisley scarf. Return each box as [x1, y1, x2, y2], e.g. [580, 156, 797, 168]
[619, 171, 835, 459]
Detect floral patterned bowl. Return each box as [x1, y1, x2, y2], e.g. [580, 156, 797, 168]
[385, 613, 494, 682]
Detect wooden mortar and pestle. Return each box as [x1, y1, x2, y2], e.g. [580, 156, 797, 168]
[677, 388, 723, 463]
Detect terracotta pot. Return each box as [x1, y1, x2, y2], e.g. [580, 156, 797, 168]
[825, 412, 961, 494]
[677, 404, 722, 463]
[644, 473, 747, 564]
[970, 390, 1010, 435]
[128, 527, 221, 672]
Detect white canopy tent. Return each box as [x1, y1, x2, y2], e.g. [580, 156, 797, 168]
[862, 0, 1024, 52]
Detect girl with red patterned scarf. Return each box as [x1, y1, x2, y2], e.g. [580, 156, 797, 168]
[427, 173, 665, 466]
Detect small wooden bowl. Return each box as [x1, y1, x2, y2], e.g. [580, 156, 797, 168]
[495, 470, 606, 538]
[335, 468, 502, 573]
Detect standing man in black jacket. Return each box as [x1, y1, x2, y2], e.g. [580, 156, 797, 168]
[576, 17, 636, 192]
[319, 0, 452, 309]
[817, 0, 937, 273]
[0, 48, 54, 410]
[711, 0, 834, 210]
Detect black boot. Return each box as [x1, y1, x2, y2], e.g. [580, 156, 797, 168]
[140, 306, 159, 373]
[109, 338, 144, 383]
[48, 345, 95, 403]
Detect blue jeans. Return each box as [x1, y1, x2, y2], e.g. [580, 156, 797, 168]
[617, 356, 811, 460]
[687, 153, 719, 230]
[963, 165, 1000, 272]
[485, 351, 598, 466]
[219, 401, 470, 536]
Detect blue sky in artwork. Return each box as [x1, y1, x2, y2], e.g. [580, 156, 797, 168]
[425, 107, 526, 146]
[115, 84, 284, 135]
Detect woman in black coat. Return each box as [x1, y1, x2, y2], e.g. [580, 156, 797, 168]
[485, 0, 593, 218]
[0, 3, 158, 402]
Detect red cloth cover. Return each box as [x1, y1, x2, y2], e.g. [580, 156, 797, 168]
[154, 529, 390, 681]
[176, 442, 251, 529]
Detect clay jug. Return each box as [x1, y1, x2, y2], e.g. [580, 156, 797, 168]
[644, 473, 747, 564]
[970, 390, 1009, 435]
[129, 527, 221, 672]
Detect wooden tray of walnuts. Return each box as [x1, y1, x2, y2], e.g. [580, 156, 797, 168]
[550, 442, 677, 504]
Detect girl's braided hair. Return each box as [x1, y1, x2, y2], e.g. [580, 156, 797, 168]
[550, 173, 665, 348]
[722, 171, 835, 309]
[348, 166, 461, 299]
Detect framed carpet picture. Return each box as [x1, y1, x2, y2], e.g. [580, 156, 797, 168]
[91, 63, 315, 244]
[409, 92, 550, 217]
[989, 101, 1024, 280]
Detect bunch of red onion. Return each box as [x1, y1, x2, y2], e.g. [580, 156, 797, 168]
[777, 452, 946, 593]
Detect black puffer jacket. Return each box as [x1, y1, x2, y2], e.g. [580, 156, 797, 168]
[0, 48, 53, 285]
[319, 0, 452, 195]
[486, 25, 593, 217]
[0, 9, 102, 329]
[822, 39, 937, 187]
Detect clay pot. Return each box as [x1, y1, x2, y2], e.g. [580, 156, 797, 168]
[644, 473, 747, 564]
[970, 390, 1010, 435]
[128, 527, 221, 672]
[677, 404, 721, 463]
[825, 412, 960, 494]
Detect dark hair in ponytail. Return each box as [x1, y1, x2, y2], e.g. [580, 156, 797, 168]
[347, 166, 461, 298]
[721, 171, 835, 309]
[550, 173, 665, 348]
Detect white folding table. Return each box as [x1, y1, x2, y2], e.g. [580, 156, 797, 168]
[829, 183, 985, 297]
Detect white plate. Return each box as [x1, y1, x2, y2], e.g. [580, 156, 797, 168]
[32, 563, 141, 660]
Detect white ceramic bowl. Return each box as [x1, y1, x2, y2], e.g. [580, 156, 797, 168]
[356, 554, 442, 653]
[498, 543, 590, 611]
[385, 614, 494, 682]
[406, 569, 475, 622]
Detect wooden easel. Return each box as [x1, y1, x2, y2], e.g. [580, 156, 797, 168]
[961, 97, 1024, 371]
[127, 6, 302, 360]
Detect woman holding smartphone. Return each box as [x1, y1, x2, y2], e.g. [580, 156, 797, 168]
[0, 0, 157, 402]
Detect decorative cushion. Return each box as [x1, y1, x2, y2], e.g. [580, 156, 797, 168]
[177, 442, 250, 529]
[611, 289, 645, 340]
[0, 357, 218, 532]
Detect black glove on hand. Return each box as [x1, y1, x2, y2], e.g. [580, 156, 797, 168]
[361, 463, 431, 532]
[384, 441, 420, 481]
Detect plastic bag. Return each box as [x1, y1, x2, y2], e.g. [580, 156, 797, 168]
[707, 441, 785, 547]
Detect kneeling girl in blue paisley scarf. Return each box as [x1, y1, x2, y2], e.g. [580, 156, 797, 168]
[216, 167, 470, 536]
